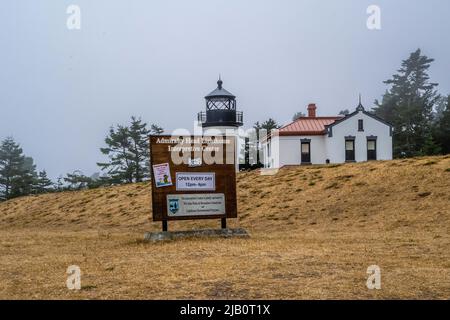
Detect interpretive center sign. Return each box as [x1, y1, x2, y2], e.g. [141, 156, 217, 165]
[149, 135, 237, 230]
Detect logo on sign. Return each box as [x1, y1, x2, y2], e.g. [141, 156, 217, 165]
[167, 194, 225, 217]
[168, 198, 179, 214]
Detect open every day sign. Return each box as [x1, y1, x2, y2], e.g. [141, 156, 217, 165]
[176, 172, 215, 191]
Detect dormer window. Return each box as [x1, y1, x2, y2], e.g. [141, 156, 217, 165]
[358, 119, 364, 132]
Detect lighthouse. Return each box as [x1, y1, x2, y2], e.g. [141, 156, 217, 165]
[197, 77, 244, 170]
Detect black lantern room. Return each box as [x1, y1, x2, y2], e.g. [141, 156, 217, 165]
[197, 77, 243, 128]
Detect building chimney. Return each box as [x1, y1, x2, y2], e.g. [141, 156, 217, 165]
[307, 103, 317, 118]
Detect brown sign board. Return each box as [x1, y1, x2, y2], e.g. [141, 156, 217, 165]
[149, 135, 237, 223]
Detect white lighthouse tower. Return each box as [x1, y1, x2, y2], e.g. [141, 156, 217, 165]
[197, 77, 244, 171]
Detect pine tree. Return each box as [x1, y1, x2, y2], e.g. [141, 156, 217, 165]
[434, 96, 448, 121]
[97, 125, 134, 183]
[255, 118, 281, 133]
[292, 112, 306, 121]
[34, 170, 54, 194]
[15, 157, 38, 197]
[0, 138, 23, 200]
[64, 170, 92, 190]
[150, 124, 164, 135]
[0, 137, 38, 200]
[55, 175, 65, 192]
[129, 117, 151, 182]
[373, 49, 440, 157]
[434, 95, 450, 154]
[97, 117, 164, 184]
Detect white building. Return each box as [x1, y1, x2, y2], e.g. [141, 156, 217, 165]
[263, 102, 393, 168]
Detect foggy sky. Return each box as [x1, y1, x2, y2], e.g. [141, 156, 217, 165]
[1, 0, 449, 178]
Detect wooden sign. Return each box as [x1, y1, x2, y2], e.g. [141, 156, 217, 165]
[149, 135, 237, 231]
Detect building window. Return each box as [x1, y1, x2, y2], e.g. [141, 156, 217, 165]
[367, 136, 377, 161]
[358, 119, 364, 131]
[300, 139, 311, 164]
[301, 142, 311, 164]
[345, 137, 355, 162]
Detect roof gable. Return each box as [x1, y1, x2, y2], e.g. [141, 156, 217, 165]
[325, 110, 393, 137]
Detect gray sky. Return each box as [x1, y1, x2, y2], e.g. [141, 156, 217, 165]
[1, 0, 449, 179]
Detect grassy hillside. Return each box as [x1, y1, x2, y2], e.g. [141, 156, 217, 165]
[0, 156, 449, 299]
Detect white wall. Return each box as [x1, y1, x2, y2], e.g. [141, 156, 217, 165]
[278, 135, 327, 165]
[263, 135, 280, 168]
[326, 111, 392, 163]
[264, 135, 327, 166]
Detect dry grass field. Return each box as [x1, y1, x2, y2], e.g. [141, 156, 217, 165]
[0, 156, 449, 299]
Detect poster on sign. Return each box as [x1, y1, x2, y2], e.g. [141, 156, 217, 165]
[152, 163, 172, 187]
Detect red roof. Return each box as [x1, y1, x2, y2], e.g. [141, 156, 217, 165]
[278, 117, 342, 136]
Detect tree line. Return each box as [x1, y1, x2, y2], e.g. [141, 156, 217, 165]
[1, 49, 449, 201]
[0, 117, 163, 201]
[0, 138, 53, 200]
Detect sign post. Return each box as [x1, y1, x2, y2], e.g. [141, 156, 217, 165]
[149, 135, 238, 232]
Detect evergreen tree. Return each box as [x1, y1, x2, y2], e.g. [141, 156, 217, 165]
[339, 109, 350, 116]
[98, 124, 134, 183]
[97, 117, 164, 184]
[255, 118, 281, 133]
[373, 49, 440, 157]
[292, 112, 306, 121]
[129, 117, 151, 182]
[0, 137, 38, 200]
[0, 137, 23, 200]
[87, 173, 112, 189]
[150, 124, 164, 135]
[17, 157, 39, 196]
[34, 170, 54, 194]
[55, 175, 65, 192]
[434, 96, 448, 121]
[64, 170, 92, 190]
[433, 95, 450, 154]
